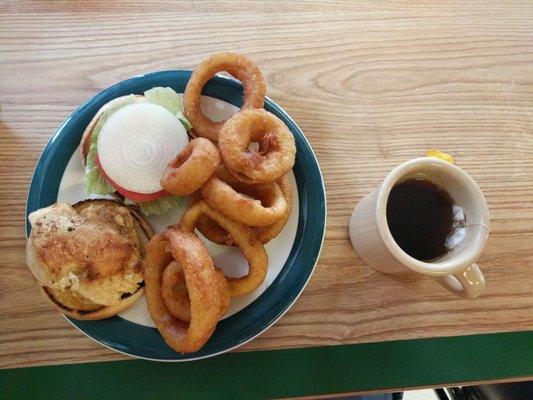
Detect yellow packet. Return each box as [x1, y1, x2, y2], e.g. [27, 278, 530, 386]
[426, 149, 455, 164]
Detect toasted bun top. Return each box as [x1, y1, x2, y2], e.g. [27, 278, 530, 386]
[81, 95, 145, 164]
[27, 199, 153, 312]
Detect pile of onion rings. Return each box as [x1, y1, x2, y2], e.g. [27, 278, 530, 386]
[144, 52, 297, 353]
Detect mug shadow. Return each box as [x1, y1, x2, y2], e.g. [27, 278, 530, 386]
[348, 234, 440, 294]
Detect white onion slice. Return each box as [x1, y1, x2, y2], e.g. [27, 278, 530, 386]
[97, 102, 188, 194]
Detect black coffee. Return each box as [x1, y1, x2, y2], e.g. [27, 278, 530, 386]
[386, 178, 463, 261]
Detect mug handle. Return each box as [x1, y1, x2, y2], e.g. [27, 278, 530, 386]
[435, 263, 486, 298]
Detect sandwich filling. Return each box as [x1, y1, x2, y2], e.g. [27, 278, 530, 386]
[84, 87, 191, 215]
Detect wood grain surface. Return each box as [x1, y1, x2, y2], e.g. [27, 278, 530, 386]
[1, 0, 532, 369]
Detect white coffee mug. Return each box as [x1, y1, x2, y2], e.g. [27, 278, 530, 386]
[349, 157, 490, 298]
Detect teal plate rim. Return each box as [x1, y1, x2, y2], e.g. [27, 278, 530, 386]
[25, 70, 327, 361]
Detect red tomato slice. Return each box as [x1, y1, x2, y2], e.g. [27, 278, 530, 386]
[95, 154, 167, 202]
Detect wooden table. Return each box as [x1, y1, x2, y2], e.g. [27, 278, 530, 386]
[1, 1, 532, 398]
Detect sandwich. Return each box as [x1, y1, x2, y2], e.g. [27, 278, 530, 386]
[26, 199, 153, 320]
[82, 87, 192, 215]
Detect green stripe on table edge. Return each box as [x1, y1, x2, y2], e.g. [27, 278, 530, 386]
[2, 331, 532, 399]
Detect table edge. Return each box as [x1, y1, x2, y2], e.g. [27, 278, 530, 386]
[1, 330, 532, 399]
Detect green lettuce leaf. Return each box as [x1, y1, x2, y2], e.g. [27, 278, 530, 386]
[84, 94, 138, 195]
[84, 165, 114, 195]
[137, 195, 182, 216]
[144, 87, 192, 131]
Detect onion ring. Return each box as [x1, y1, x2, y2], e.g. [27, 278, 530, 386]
[201, 171, 287, 227]
[160, 138, 220, 196]
[188, 191, 235, 246]
[197, 216, 234, 246]
[161, 261, 190, 322]
[162, 261, 230, 322]
[180, 201, 268, 296]
[144, 227, 221, 353]
[190, 174, 293, 245]
[183, 53, 266, 142]
[219, 109, 296, 183]
[256, 174, 294, 244]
